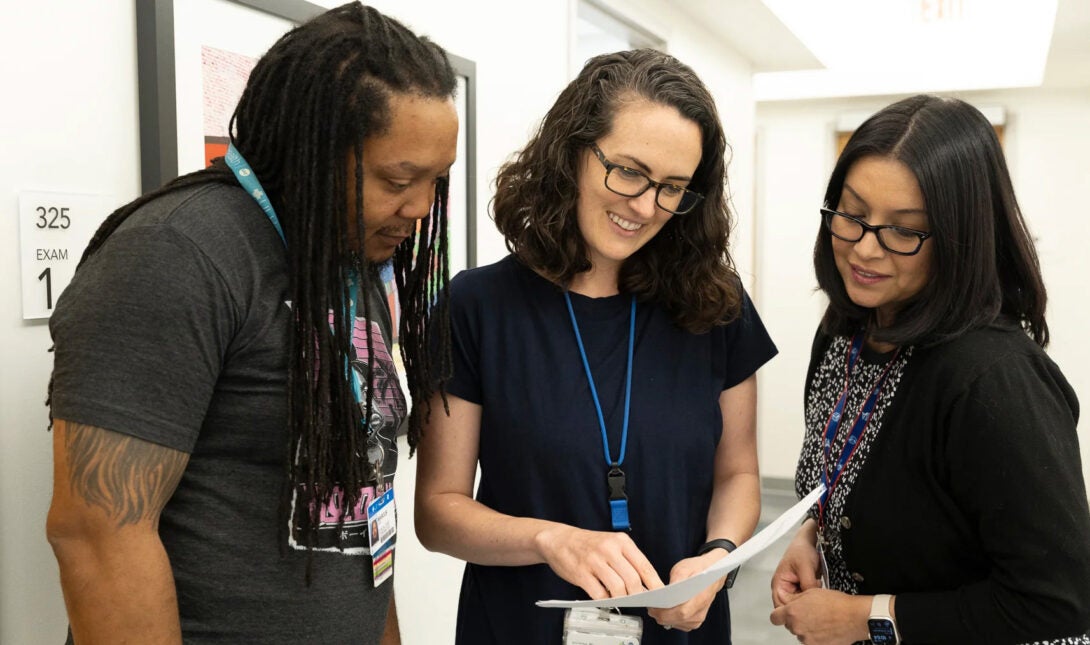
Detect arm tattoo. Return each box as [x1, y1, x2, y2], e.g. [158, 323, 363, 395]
[64, 423, 189, 527]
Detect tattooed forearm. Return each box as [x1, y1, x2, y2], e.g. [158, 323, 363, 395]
[64, 423, 189, 526]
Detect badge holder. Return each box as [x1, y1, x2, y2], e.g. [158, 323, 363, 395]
[563, 607, 642, 645]
[367, 487, 396, 587]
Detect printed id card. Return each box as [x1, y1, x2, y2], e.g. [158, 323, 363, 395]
[367, 488, 396, 587]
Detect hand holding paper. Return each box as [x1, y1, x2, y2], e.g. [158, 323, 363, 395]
[536, 484, 826, 609]
[535, 523, 664, 600]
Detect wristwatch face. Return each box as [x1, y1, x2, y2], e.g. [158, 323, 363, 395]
[868, 618, 898, 644]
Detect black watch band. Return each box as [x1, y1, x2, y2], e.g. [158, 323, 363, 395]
[696, 539, 739, 589]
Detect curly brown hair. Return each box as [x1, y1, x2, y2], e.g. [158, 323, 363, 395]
[492, 49, 741, 333]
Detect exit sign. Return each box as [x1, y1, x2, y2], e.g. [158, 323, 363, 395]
[921, 0, 965, 22]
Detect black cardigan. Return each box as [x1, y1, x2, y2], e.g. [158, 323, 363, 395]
[803, 322, 1090, 644]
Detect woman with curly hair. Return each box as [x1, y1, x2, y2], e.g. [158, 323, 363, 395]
[415, 49, 777, 644]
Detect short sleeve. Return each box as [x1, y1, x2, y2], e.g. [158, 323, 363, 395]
[719, 288, 778, 390]
[441, 273, 483, 405]
[49, 225, 237, 452]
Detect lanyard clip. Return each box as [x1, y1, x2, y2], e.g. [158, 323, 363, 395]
[607, 466, 627, 500]
[607, 466, 630, 531]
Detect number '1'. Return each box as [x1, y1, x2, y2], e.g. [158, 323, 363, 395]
[38, 267, 52, 310]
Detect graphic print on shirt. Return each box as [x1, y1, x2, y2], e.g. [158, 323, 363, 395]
[795, 336, 911, 593]
[288, 313, 406, 555]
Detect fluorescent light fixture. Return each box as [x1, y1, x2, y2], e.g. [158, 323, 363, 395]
[755, 0, 1057, 100]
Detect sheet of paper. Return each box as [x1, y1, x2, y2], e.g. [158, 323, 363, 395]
[536, 484, 825, 609]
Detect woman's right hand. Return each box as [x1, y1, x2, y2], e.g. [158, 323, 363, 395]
[534, 524, 665, 600]
[771, 519, 822, 608]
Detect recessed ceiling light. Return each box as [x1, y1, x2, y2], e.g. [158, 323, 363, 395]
[755, 0, 1057, 100]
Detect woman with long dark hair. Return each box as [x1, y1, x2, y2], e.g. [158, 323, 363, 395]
[770, 95, 1090, 644]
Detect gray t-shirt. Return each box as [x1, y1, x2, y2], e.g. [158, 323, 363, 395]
[50, 182, 404, 644]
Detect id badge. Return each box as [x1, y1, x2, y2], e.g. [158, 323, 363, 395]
[367, 488, 396, 587]
[816, 530, 831, 589]
[562, 607, 642, 645]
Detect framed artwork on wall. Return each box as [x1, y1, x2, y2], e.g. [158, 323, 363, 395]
[135, 0, 477, 279]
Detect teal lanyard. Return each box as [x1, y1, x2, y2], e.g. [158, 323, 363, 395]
[226, 143, 369, 433]
[564, 292, 636, 531]
[225, 143, 286, 246]
[344, 272, 368, 430]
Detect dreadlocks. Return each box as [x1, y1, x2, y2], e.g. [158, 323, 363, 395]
[52, 2, 455, 560]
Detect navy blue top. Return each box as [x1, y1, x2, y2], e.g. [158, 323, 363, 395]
[444, 255, 777, 645]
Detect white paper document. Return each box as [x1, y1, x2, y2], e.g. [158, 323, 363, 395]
[536, 484, 826, 609]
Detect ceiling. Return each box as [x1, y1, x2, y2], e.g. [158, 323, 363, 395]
[674, 0, 1090, 100]
[1043, 0, 1090, 87]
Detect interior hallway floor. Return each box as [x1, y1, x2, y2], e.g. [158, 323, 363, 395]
[728, 480, 801, 644]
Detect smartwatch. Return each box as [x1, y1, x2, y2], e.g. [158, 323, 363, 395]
[867, 594, 900, 645]
[696, 538, 739, 589]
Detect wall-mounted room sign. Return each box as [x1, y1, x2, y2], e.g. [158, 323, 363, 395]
[18, 191, 112, 320]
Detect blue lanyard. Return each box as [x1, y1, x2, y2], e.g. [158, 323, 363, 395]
[225, 143, 286, 246]
[818, 333, 899, 524]
[564, 292, 635, 531]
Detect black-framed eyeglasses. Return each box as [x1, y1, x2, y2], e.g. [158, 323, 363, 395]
[591, 145, 704, 215]
[821, 207, 932, 256]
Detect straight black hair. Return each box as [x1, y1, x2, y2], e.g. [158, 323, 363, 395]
[815, 94, 1048, 347]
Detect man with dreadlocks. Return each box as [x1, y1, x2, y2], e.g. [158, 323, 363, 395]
[44, 3, 455, 643]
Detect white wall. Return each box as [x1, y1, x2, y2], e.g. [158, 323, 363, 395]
[0, 3, 143, 644]
[752, 108, 835, 480]
[753, 88, 1090, 495]
[0, 1, 757, 643]
[591, 0, 760, 289]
